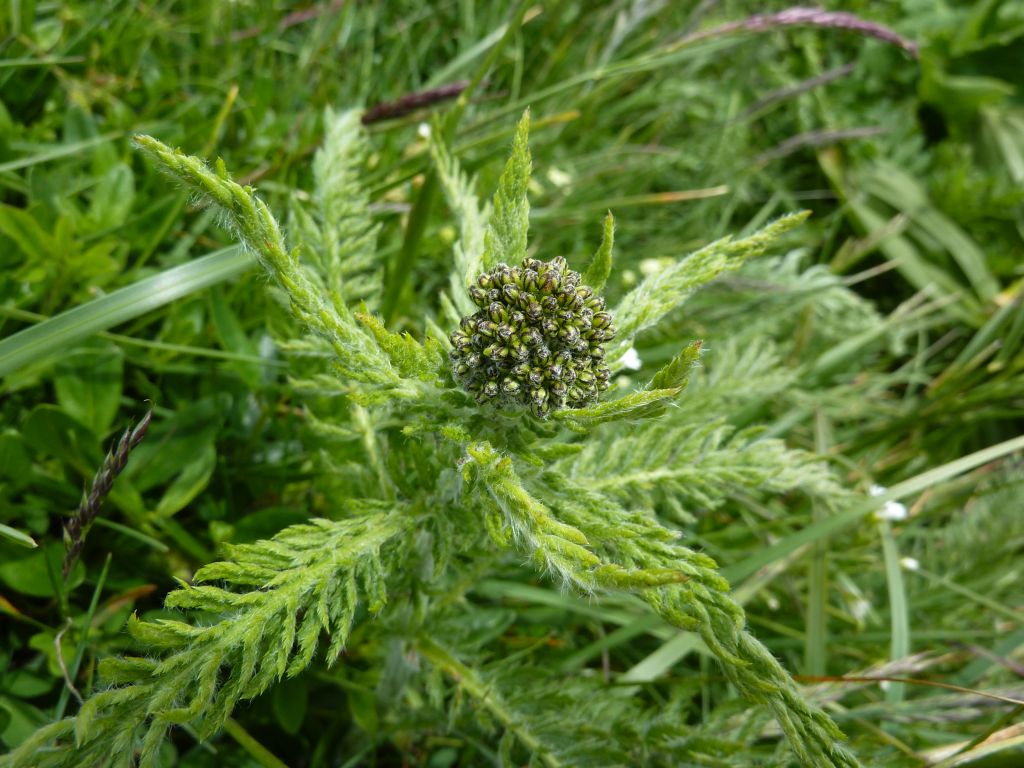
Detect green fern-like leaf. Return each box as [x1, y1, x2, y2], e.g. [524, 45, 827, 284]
[1, 510, 411, 768]
[430, 119, 491, 316]
[565, 420, 843, 517]
[419, 636, 745, 767]
[132, 134, 399, 390]
[582, 211, 615, 294]
[609, 211, 810, 364]
[482, 109, 532, 270]
[460, 437, 858, 768]
[293, 107, 384, 307]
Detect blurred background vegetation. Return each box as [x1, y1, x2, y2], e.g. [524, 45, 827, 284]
[1, 1, 1022, 766]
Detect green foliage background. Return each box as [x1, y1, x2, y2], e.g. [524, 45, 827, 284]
[1, 1, 1022, 766]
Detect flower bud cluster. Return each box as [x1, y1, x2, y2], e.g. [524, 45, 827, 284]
[450, 256, 615, 418]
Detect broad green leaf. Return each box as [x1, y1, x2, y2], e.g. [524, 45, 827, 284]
[20, 404, 100, 471]
[272, 676, 308, 736]
[155, 442, 216, 518]
[0, 431, 32, 491]
[87, 162, 135, 231]
[0, 204, 54, 263]
[2, 670, 54, 698]
[54, 342, 124, 436]
[0, 695, 49, 751]
[208, 286, 261, 387]
[346, 687, 378, 736]
[0, 542, 83, 597]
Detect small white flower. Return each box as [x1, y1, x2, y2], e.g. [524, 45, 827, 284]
[547, 167, 572, 188]
[620, 347, 642, 371]
[417, 122, 431, 139]
[851, 598, 871, 623]
[876, 500, 908, 521]
[869, 484, 907, 521]
[900, 557, 920, 572]
[639, 257, 670, 277]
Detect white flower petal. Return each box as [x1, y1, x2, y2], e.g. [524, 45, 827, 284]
[620, 347, 642, 371]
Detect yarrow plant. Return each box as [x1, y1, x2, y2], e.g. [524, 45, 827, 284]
[3, 110, 861, 768]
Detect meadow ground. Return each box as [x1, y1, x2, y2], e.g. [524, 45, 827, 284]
[1, 2, 1022, 766]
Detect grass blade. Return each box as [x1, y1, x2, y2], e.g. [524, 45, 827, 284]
[0, 246, 252, 378]
[725, 433, 1024, 585]
[0, 522, 37, 548]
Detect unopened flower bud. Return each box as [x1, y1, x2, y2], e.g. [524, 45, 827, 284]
[469, 286, 488, 306]
[450, 255, 616, 417]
